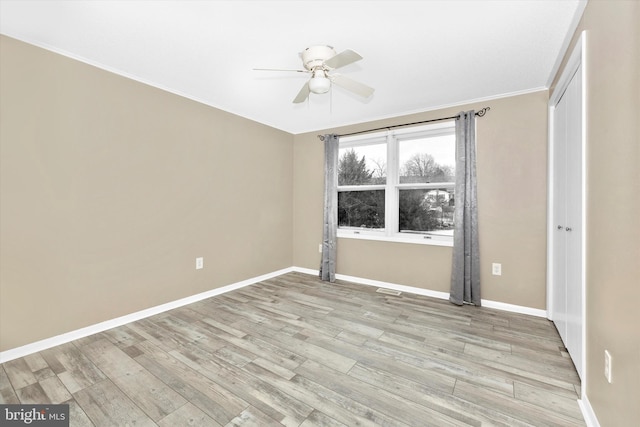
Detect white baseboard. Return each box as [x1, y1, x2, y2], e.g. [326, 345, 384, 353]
[291, 266, 547, 317]
[0, 265, 547, 363]
[292, 267, 449, 299]
[0, 267, 295, 363]
[292, 266, 320, 276]
[336, 272, 451, 301]
[578, 394, 601, 427]
[480, 300, 547, 318]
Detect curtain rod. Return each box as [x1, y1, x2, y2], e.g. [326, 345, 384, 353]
[317, 107, 490, 141]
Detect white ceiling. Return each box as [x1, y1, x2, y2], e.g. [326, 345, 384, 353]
[0, 0, 585, 134]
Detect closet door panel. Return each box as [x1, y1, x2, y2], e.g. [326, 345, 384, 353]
[565, 66, 583, 379]
[550, 63, 583, 380]
[552, 90, 568, 344]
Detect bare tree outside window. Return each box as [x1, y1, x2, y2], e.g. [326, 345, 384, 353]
[400, 153, 454, 183]
[370, 157, 386, 182]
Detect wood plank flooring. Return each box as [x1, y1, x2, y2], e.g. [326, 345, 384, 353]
[1, 272, 585, 426]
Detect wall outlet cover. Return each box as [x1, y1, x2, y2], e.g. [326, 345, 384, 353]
[604, 349, 612, 383]
[492, 263, 502, 276]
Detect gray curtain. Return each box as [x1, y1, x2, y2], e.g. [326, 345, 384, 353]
[450, 111, 481, 306]
[320, 134, 339, 282]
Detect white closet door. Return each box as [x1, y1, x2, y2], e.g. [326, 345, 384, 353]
[552, 87, 569, 345]
[551, 64, 583, 380]
[565, 65, 583, 379]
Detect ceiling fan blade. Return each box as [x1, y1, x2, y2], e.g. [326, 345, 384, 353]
[293, 81, 310, 103]
[254, 68, 309, 73]
[331, 74, 374, 98]
[323, 49, 362, 69]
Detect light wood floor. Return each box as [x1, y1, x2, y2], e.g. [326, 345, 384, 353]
[1, 272, 585, 426]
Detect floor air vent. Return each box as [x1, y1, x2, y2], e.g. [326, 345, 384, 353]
[376, 288, 402, 296]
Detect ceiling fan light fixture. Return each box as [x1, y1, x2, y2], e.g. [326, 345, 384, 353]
[257, 46, 372, 103]
[308, 71, 331, 94]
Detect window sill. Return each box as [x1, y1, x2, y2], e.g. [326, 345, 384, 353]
[337, 230, 453, 247]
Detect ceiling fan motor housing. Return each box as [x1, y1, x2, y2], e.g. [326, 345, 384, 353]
[301, 45, 336, 70]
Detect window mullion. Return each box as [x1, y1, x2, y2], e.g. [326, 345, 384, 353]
[338, 184, 386, 192]
[386, 134, 399, 237]
[396, 182, 455, 190]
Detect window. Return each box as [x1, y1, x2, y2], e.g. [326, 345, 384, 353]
[337, 121, 456, 245]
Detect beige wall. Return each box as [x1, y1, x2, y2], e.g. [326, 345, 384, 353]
[0, 36, 294, 351]
[293, 91, 549, 309]
[550, 1, 640, 425]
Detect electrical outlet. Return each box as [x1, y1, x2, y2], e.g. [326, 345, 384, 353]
[196, 257, 204, 270]
[492, 263, 502, 276]
[604, 349, 612, 383]
[318, 243, 323, 253]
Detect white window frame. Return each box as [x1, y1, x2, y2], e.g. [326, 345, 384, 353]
[337, 121, 456, 247]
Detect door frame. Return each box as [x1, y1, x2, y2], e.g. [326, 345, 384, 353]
[546, 31, 586, 388]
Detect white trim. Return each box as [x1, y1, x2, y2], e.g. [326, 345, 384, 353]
[393, 122, 455, 139]
[339, 133, 388, 147]
[0, 265, 550, 363]
[336, 273, 451, 301]
[579, 30, 588, 393]
[0, 267, 295, 363]
[578, 394, 601, 427]
[301, 87, 548, 135]
[292, 266, 320, 276]
[337, 184, 385, 192]
[549, 31, 584, 106]
[546, 103, 556, 321]
[291, 267, 546, 317]
[337, 231, 453, 247]
[545, 0, 589, 88]
[386, 133, 399, 243]
[480, 300, 546, 318]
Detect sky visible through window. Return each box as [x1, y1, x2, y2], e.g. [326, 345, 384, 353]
[399, 135, 455, 172]
[339, 143, 387, 178]
[340, 134, 455, 179]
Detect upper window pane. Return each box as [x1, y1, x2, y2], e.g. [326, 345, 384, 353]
[338, 144, 386, 186]
[399, 134, 455, 184]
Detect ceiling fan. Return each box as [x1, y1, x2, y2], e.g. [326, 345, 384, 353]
[255, 45, 375, 103]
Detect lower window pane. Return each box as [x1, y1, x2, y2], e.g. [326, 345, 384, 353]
[399, 188, 454, 235]
[338, 190, 385, 230]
